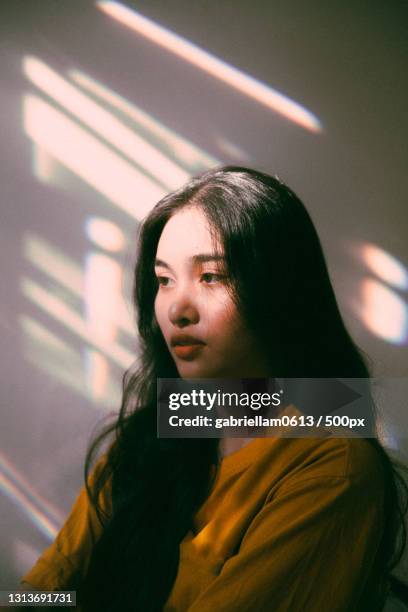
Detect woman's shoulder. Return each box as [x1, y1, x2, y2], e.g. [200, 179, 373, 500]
[276, 434, 386, 491]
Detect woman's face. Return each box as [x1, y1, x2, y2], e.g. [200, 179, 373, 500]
[154, 206, 270, 379]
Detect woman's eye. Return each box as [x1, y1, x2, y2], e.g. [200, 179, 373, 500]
[201, 273, 224, 284]
[156, 276, 173, 287]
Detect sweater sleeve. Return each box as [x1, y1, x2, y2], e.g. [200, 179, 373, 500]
[187, 444, 386, 612]
[20, 456, 111, 591]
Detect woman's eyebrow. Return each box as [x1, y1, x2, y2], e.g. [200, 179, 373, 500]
[154, 254, 225, 269]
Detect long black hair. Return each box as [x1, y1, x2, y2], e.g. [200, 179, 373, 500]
[78, 166, 408, 611]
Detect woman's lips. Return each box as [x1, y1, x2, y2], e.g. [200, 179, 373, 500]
[173, 343, 204, 359]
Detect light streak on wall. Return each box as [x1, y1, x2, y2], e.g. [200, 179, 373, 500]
[83, 219, 126, 399]
[21, 315, 80, 361]
[20, 315, 87, 399]
[0, 451, 64, 526]
[23, 232, 135, 337]
[359, 279, 408, 344]
[360, 243, 408, 290]
[24, 233, 83, 296]
[32, 145, 56, 182]
[21, 315, 121, 406]
[0, 452, 62, 540]
[83, 244, 124, 341]
[21, 277, 134, 369]
[85, 217, 126, 252]
[23, 95, 165, 219]
[0, 473, 58, 540]
[84, 351, 109, 400]
[214, 135, 250, 161]
[69, 69, 219, 171]
[84, 251, 124, 400]
[23, 56, 189, 191]
[97, 1, 322, 133]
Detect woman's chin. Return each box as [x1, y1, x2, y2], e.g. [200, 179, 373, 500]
[177, 363, 216, 380]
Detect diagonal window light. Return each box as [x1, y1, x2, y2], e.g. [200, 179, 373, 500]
[68, 69, 218, 172]
[23, 95, 166, 219]
[0, 472, 58, 540]
[83, 249, 124, 401]
[24, 233, 83, 297]
[20, 315, 89, 400]
[23, 56, 190, 191]
[0, 451, 64, 527]
[21, 276, 134, 369]
[21, 315, 122, 407]
[0, 453, 62, 540]
[97, 1, 322, 133]
[24, 232, 134, 338]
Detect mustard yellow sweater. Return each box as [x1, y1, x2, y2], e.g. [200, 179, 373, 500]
[22, 431, 388, 611]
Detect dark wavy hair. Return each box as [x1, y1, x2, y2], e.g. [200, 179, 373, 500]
[77, 166, 408, 611]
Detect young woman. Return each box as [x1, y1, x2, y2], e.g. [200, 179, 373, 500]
[20, 167, 408, 611]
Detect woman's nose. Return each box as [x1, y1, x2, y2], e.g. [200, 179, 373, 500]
[168, 288, 199, 326]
